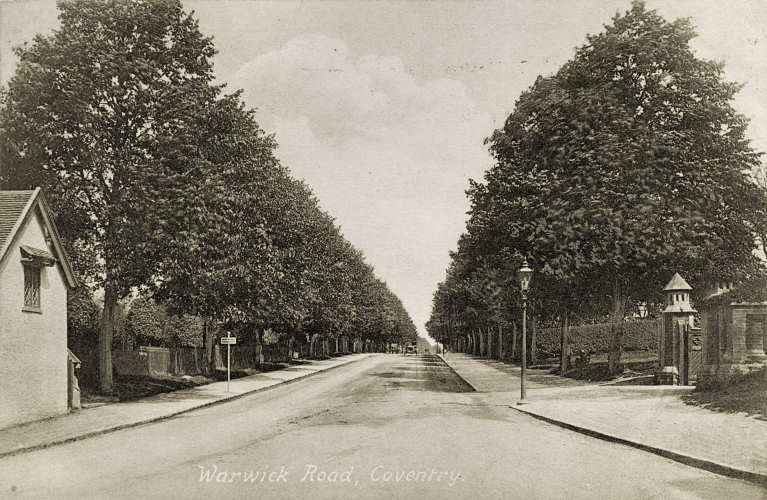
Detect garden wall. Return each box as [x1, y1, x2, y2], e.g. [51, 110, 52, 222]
[113, 344, 295, 377]
[113, 346, 207, 377]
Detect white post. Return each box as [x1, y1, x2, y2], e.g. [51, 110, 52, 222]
[227, 335, 231, 393]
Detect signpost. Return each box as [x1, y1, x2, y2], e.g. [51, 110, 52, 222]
[221, 333, 237, 392]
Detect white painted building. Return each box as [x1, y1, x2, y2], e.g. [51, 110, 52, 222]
[0, 188, 76, 429]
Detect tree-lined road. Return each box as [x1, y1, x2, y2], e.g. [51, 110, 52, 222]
[0, 354, 761, 499]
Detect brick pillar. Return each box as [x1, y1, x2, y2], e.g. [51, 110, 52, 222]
[657, 273, 696, 385]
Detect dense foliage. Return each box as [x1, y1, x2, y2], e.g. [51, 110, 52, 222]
[125, 297, 203, 348]
[1, 0, 416, 391]
[427, 1, 765, 373]
[534, 319, 659, 359]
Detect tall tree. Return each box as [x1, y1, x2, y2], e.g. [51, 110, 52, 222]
[486, 1, 763, 373]
[151, 92, 419, 359]
[0, 0, 224, 392]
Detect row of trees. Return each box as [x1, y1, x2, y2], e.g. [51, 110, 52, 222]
[0, 0, 417, 393]
[427, 1, 766, 374]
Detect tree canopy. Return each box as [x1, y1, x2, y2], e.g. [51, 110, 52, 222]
[428, 1, 765, 373]
[1, 0, 417, 390]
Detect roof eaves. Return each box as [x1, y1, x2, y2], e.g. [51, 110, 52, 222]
[35, 191, 77, 288]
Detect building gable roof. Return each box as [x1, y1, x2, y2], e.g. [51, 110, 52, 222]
[0, 190, 35, 252]
[0, 188, 76, 288]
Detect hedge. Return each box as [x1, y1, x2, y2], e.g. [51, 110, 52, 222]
[535, 318, 660, 358]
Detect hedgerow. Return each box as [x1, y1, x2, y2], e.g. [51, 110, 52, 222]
[535, 318, 659, 358]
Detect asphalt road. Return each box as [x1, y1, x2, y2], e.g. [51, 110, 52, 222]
[0, 354, 763, 499]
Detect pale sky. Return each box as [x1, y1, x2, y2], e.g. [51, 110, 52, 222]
[2, 1, 766, 337]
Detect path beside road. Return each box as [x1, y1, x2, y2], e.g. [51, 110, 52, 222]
[0, 353, 371, 458]
[440, 352, 767, 485]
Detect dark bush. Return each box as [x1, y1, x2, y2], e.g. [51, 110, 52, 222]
[67, 287, 101, 390]
[126, 296, 203, 348]
[535, 318, 659, 358]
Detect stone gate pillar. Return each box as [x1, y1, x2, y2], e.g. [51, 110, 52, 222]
[656, 273, 696, 385]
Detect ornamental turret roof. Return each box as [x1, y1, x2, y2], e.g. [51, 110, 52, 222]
[663, 273, 692, 291]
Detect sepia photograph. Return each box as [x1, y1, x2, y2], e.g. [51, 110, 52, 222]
[0, 0, 766, 498]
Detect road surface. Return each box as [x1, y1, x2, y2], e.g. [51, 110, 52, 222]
[0, 354, 762, 499]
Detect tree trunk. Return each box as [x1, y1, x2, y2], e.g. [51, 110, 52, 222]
[492, 327, 496, 358]
[203, 319, 216, 376]
[98, 285, 117, 394]
[560, 310, 569, 375]
[487, 328, 493, 358]
[498, 323, 503, 360]
[531, 316, 537, 365]
[477, 329, 482, 356]
[310, 334, 315, 358]
[607, 282, 626, 375]
[511, 321, 518, 361]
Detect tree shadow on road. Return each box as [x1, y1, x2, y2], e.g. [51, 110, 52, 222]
[372, 356, 474, 393]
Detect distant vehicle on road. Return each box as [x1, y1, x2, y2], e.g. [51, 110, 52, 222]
[405, 344, 417, 355]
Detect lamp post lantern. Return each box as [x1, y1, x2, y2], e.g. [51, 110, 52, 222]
[517, 258, 533, 404]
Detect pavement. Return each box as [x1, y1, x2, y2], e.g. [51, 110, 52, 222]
[439, 352, 767, 486]
[1, 354, 762, 499]
[0, 353, 371, 458]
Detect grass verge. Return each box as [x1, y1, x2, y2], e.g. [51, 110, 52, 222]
[551, 360, 657, 383]
[81, 362, 301, 403]
[683, 366, 767, 419]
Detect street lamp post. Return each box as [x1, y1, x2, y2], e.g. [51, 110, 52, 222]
[517, 258, 533, 404]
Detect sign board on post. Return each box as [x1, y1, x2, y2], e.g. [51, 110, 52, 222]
[221, 334, 236, 392]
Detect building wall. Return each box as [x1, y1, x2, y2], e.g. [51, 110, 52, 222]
[0, 207, 68, 429]
[699, 303, 767, 384]
[731, 307, 748, 364]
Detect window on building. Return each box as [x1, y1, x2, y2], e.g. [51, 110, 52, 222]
[23, 264, 41, 310]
